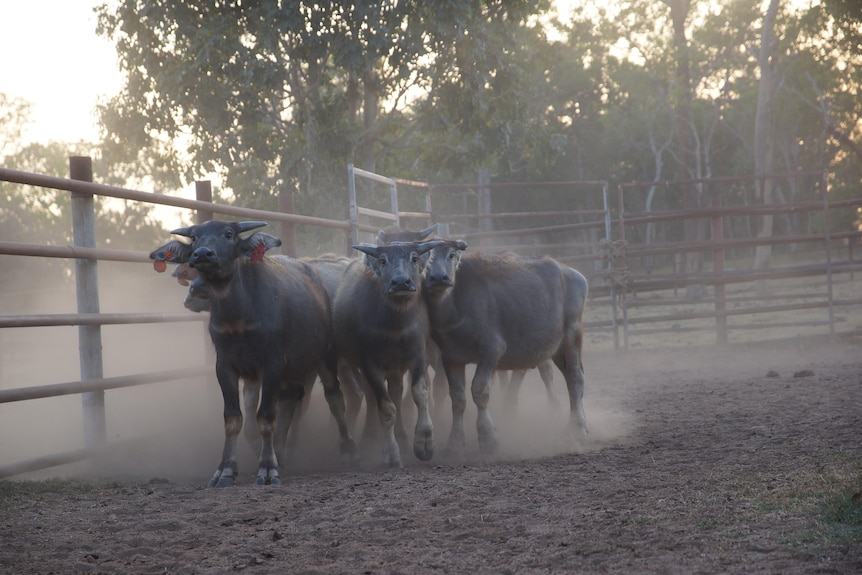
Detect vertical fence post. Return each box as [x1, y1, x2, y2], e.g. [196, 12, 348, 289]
[822, 170, 835, 338]
[279, 191, 298, 258]
[347, 164, 359, 251]
[70, 156, 106, 450]
[711, 196, 727, 344]
[194, 181, 216, 365]
[603, 182, 620, 350]
[617, 184, 629, 350]
[195, 180, 213, 224]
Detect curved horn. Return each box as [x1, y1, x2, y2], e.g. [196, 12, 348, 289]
[417, 239, 446, 255]
[352, 243, 379, 257]
[170, 226, 194, 237]
[237, 221, 268, 233]
[418, 224, 439, 239]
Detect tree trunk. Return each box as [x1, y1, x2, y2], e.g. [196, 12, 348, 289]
[753, 0, 781, 273]
[662, 0, 703, 298]
[477, 166, 492, 234]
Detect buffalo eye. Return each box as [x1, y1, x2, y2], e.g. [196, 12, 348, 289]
[411, 253, 419, 264]
[224, 229, 234, 240]
[379, 255, 388, 267]
[448, 251, 457, 260]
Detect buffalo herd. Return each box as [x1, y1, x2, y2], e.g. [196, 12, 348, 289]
[151, 220, 588, 486]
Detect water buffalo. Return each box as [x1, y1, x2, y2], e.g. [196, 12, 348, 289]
[332, 240, 444, 468]
[165, 253, 365, 454]
[150, 220, 358, 486]
[379, 225, 558, 416]
[423, 240, 589, 454]
[353, 224, 440, 445]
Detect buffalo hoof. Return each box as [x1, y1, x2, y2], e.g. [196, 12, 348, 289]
[478, 433, 499, 456]
[340, 439, 360, 467]
[382, 453, 404, 469]
[207, 468, 237, 488]
[256, 469, 281, 486]
[255, 476, 282, 486]
[209, 476, 235, 488]
[413, 440, 434, 462]
[441, 441, 465, 458]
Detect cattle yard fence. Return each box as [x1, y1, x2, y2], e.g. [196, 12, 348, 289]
[0, 159, 860, 479]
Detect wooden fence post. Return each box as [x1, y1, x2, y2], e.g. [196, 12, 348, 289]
[70, 156, 106, 450]
[195, 180, 213, 224]
[279, 191, 298, 258]
[194, 181, 216, 365]
[711, 196, 727, 344]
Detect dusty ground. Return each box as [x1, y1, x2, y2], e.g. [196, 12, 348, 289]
[1, 338, 861, 574]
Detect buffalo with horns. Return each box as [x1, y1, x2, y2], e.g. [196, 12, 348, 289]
[423, 240, 589, 455]
[150, 220, 358, 487]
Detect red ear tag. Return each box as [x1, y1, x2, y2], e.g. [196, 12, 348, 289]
[250, 241, 266, 263]
[153, 260, 167, 273]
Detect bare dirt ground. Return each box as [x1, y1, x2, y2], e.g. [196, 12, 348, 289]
[1, 337, 861, 574]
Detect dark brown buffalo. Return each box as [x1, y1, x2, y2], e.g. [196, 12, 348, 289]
[150, 220, 357, 487]
[353, 224, 439, 445]
[333, 240, 444, 468]
[423, 240, 589, 454]
[166, 252, 365, 454]
[378, 225, 558, 417]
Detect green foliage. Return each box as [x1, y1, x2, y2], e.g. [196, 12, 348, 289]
[88, 0, 861, 238]
[96, 1, 557, 216]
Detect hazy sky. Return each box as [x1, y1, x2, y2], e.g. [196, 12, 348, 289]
[0, 0, 121, 145]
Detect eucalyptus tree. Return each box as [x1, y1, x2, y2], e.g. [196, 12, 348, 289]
[95, 0, 554, 229]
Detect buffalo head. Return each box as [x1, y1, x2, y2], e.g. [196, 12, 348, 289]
[353, 240, 444, 299]
[150, 220, 281, 287]
[423, 239, 468, 293]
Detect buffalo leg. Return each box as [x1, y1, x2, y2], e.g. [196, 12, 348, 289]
[471, 361, 499, 455]
[362, 362, 401, 468]
[537, 360, 561, 408]
[554, 324, 588, 436]
[428, 342, 449, 420]
[410, 362, 434, 461]
[274, 381, 306, 469]
[387, 375, 409, 448]
[502, 369, 525, 415]
[443, 362, 468, 454]
[359, 378, 381, 447]
[338, 361, 364, 431]
[318, 360, 359, 466]
[209, 363, 242, 488]
[242, 380, 261, 452]
[254, 377, 282, 485]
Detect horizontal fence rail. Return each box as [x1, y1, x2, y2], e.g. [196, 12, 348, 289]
[1, 160, 859, 480]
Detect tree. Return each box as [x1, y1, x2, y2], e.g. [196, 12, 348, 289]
[0, 93, 165, 302]
[752, 0, 781, 271]
[95, 0, 556, 223]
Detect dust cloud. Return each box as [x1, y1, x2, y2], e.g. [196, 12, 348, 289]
[1, 257, 643, 486]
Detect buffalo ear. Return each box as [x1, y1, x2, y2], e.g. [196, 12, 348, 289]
[240, 232, 281, 257]
[455, 239, 468, 251]
[376, 229, 388, 246]
[150, 240, 192, 263]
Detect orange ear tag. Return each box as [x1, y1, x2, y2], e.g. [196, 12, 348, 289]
[250, 241, 266, 263]
[153, 260, 167, 273]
